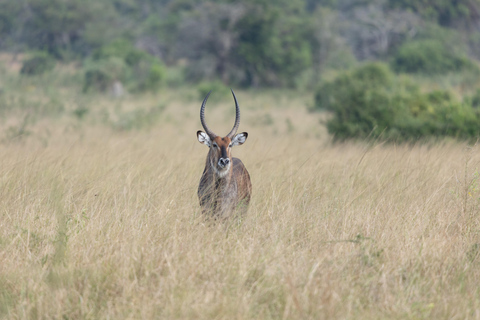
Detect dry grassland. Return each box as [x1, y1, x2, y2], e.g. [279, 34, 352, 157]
[1, 90, 480, 319]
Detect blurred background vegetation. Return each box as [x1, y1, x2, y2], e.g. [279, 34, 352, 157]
[1, 0, 480, 141]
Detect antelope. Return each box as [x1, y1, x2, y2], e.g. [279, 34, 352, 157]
[197, 90, 252, 219]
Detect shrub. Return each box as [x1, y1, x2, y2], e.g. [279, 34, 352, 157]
[392, 39, 477, 74]
[83, 57, 127, 93]
[145, 62, 166, 90]
[20, 52, 55, 75]
[165, 66, 186, 88]
[197, 81, 230, 102]
[92, 39, 134, 61]
[84, 39, 166, 93]
[316, 63, 398, 139]
[314, 63, 480, 141]
[131, 60, 166, 92]
[466, 89, 480, 108]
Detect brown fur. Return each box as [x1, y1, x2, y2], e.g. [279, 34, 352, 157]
[197, 134, 252, 219]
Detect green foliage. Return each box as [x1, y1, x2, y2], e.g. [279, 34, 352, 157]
[20, 0, 117, 59]
[164, 66, 186, 88]
[2, 0, 480, 90]
[392, 39, 477, 74]
[315, 63, 393, 111]
[177, 1, 316, 88]
[84, 39, 165, 93]
[270, 16, 314, 87]
[0, 1, 22, 48]
[83, 57, 127, 93]
[73, 106, 89, 120]
[143, 61, 166, 90]
[467, 89, 480, 108]
[236, 3, 315, 87]
[323, 49, 357, 71]
[20, 52, 55, 75]
[197, 81, 230, 102]
[92, 39, 139, 63]
[315, 63, 480, 141]
[389, 0, 478, 28]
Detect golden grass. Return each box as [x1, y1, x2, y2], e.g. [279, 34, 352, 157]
[1, 89, 480, 319]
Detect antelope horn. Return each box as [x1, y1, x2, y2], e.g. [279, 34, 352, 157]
[200, 90, 217, 138]
[226, 89, 240, 139]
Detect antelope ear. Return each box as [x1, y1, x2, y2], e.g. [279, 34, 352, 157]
[197, 131, 211, 147]
[231, 132, 248, 146]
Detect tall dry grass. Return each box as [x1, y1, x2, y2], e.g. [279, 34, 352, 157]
[0, 90, 480, 319]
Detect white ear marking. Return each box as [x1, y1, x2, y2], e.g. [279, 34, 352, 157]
[231, 132, 248, 146]
[197, 131, 211, 147]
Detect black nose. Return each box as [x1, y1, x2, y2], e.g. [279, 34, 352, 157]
[218, 158, 230, 167]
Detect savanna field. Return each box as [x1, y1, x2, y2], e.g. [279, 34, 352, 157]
[1, 61, 480, 319]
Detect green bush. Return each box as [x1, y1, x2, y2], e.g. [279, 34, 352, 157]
[392, 39, 476, 74]
[131, 60, 166, 92]
[83, 57, 127, 92]
[197, 81, 230, 102]
[164, 66, 186, 88]
[466, 89, 480, 109]
[20, 52, 56, 75]
[92, 39, 135, 61]
[84, 39, 166, 93]
[388, 0, 475, 27]
[314, 63, 480, 141]
[144, 61, 166, 90]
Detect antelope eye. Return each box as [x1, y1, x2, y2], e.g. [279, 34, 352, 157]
[213, 143, 218, 148]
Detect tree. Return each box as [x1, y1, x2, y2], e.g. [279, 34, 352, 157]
[389, 0, 480, 30]
[338, 0, 419, 60]
[175, 0, 315, 87]
[176, 2, 247, 83]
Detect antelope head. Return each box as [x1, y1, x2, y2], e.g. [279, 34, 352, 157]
[197, 90, 248, 178]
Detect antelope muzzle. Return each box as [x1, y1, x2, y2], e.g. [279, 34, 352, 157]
[217, 146, 230, 169]
[218, 157, 230, 169]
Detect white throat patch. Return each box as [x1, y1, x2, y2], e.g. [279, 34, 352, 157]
[211, 159, 231, 178]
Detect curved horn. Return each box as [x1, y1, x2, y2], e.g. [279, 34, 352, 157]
[200, 90, 217, 138]
[226, 89, 240, 139]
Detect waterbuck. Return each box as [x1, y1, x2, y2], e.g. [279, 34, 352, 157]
[196, 90, 252, 219]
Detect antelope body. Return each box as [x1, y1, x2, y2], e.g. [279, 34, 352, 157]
[197, 90, 252, 219]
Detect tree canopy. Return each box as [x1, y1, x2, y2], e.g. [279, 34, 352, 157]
[2, 0, 480, 87]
